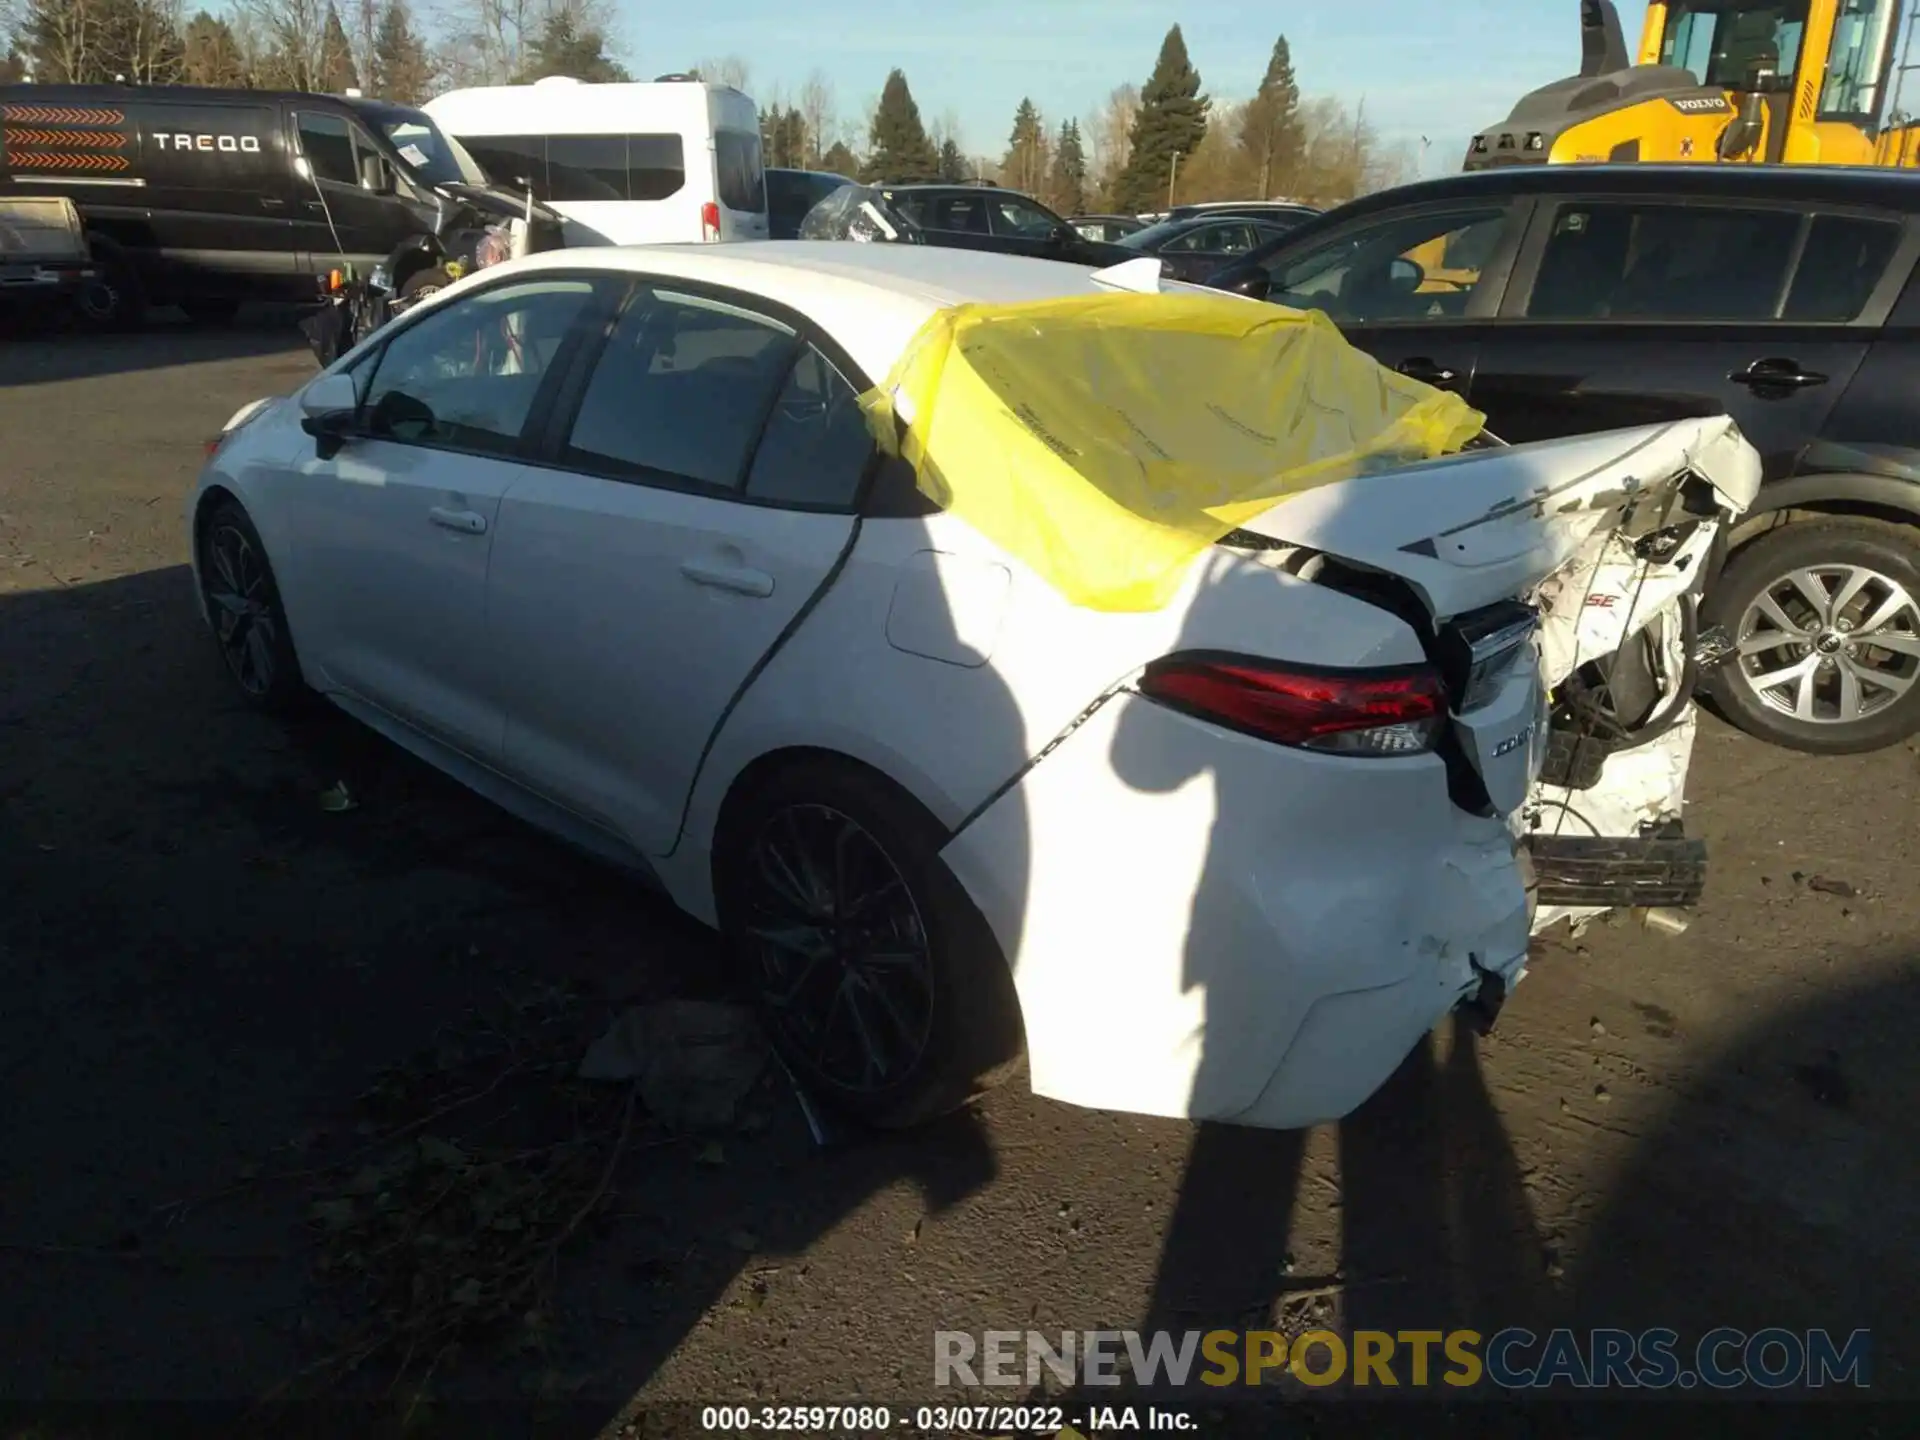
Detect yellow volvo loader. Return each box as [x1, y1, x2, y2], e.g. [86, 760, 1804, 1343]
[1467, 0, 1920, 169]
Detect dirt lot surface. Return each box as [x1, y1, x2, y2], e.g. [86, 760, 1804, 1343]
[2, 316, 1916, 1432]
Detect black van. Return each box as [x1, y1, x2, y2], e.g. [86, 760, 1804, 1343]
[0, 83, 535, 325]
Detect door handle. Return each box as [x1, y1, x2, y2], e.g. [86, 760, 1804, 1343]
[1730, 358, 1829, 391]
[1398, 357, 1460, 385]
[428, 506, 487, 535]
[303, 200, 326, 215]
[680, 559, 774, 597]
[260, 196, 286, 210]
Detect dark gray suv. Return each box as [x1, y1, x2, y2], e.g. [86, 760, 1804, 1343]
[1208, 163, 1920, 755]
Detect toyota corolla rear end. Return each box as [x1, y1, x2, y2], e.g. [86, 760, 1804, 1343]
[938, 417, 1760, 1130]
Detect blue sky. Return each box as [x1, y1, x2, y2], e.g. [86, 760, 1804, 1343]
[617, 1, 1654, 169]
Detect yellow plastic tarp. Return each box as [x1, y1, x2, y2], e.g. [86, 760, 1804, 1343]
[862, 291, 1485, 613]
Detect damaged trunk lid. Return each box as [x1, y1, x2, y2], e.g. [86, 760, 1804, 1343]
[1229, 417, 1761, 822]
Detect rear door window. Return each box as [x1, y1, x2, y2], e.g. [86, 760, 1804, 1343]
[744, 347, 876, 509]
[716, 131, 765, 212]
[561, 288, 801, 490]
[1525, 202, 1802, 321]
[924, 194, 990, 233]
[1782, 214, 1904, 322]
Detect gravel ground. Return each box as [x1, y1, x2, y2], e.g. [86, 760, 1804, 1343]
[1, 315, 1915, 1432]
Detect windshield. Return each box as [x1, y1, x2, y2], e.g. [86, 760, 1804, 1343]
[1660, 1, 1812, 92]
[379, 114, 489, 187]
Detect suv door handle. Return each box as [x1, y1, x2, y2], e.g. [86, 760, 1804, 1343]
[259, 196, 286, 211]
[1398, 357, 1459, 385]
[428, 506, 487, 535]
[1731, 358, 1829, 391]
[681, 559, 774, 597]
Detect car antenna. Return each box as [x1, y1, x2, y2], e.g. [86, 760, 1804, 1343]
[298, 145, 353, 281]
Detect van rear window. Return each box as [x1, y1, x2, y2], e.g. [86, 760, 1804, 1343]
[457, 134, 686, 203]
[716, 131, 765, 213]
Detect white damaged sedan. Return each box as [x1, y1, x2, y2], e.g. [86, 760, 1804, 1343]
[190, 243, 1759, 1130]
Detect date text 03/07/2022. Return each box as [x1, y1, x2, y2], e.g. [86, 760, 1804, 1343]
[697, 1403, 1193, 1433]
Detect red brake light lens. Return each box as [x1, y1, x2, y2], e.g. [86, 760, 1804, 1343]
[701, 201, 722, 241]
[1138, 654, 1448, 756]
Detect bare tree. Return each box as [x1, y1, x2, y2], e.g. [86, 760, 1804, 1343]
[348, 0, 377, 90]
[1085, 82, 1139, 206]
[797, 69, 836, 167]
[430, 0, 530, 84]
[20, 0, 102, 82]
[695, 52, 748, 91]
[121, 0, 185, 83]
[235, 0, 331, 87]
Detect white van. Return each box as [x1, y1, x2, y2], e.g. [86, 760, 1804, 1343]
[422, 76, 769, 246]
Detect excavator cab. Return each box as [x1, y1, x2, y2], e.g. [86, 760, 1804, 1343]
[1466, 0, 1915, 170]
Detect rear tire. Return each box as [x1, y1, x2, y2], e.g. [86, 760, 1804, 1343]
[1700, 518, 1920, 754]
[195, 499, 308, 715]
[713, 759, 1025, 1130]
[74, 235, 145, 331]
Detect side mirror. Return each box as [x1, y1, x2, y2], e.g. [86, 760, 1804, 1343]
[1388, 256, 1425, 293]
[1209, 260, 1271, 300]
[1717, 92, 1766, 160]
[360, 154, 394, 194]
[299, 370, 359, 456]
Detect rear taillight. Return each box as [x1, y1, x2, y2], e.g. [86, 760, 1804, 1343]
[1138, 654, 1448, 756]
[701, 201, 721, 242]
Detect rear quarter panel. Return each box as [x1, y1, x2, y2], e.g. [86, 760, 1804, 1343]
[654, 511, 1424, 923]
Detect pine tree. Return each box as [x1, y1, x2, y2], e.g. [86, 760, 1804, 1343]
[1239, 34, 1302, 198]
[180, 10, 245, 87]
[999, 97, 1047, 193]
[820, 139, 859, 178]
[1113, 25, 1209, 213]
[936, 137, 967, 182]
[862, 69, 938, 183]
[764, 105, 806, 169]
[1049, 118, 1086, 215]
[371, 0, 432, 103]
[319, 3, 357, 91]
[517, 9, 629, 83]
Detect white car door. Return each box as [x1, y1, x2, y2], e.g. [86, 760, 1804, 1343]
[277, 274, 603, 761]
[487, 284, 870, 853]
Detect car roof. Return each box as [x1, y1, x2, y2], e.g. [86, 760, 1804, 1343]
[1334, 163, 1920, 216]
[882, 182, 1006, 193]
[481, 241, 1211, 382]
[0, 81, 360, 107]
